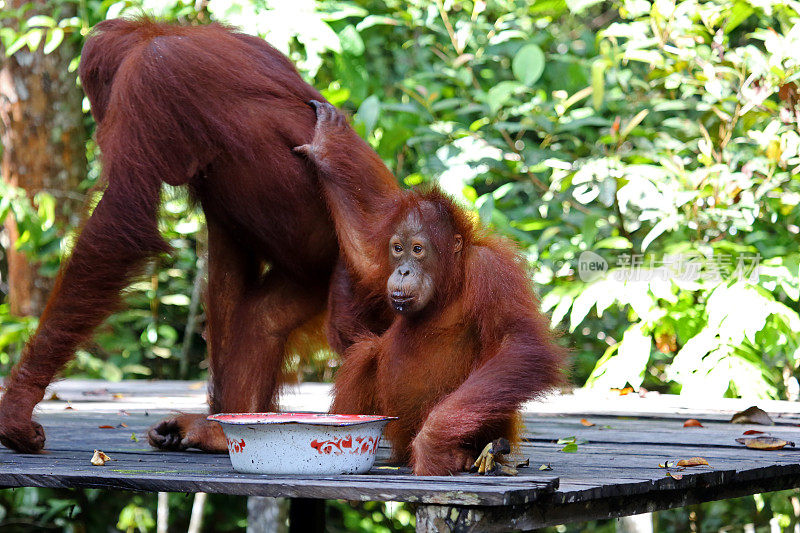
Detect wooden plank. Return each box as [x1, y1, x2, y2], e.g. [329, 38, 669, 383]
[0, 469, 554, 505]
[415, 465, 800, 532]
[8, 379, 800, 528]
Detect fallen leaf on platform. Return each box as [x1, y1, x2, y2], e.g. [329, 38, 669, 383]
[677, 457, 709, 467]
[118, 423, 128, 428]
[683, 419, 703, 427]
[731, 406, 774, 425]
[91, 450, 111, 466]
[64, 405, 74, 410]
[113, 393, 125, 399]
[743, 430, 765, 435]
[560, 442, 578, 453]
[130, 433, 139, 442]
[539, 464, 552, 471]
[611, 387, 635, 396]
[735, 436, 794, 450]
[98, 425, 114, 429]
[666, 472, 683, 480]
[580, 418, 595, 427]
[48, 392, 60, 401]
[658, 461, 675, 468]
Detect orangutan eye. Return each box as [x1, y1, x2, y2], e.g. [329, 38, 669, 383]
[412, 245, 423, 254]
[393, 244, 403, 253]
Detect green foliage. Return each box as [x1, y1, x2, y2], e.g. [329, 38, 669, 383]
[2, 0, 800, 528]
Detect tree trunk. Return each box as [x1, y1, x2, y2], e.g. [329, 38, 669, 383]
[0, 8, 86, 317]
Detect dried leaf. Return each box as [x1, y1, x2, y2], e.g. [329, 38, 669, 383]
[64, 405, 74, 410]
[539, 464, 552, 471]
[580, 418, 595, 427]
[119, 423, 128, 428]
[731, 406, 774, 425]
[743, 430, 765, 435]
[736, 436, 795, 450]
[489, 464, 519, 476]
[658, 461, 675, 468]
[113, 393, 124, 399]
[48, 392, 60, 401]
[90, 450, 111, 466]
[683, 419, 703, 428]
[677, 457, 709, 467]
[666, 472, 683, 480]
[98, 425, 114, 429]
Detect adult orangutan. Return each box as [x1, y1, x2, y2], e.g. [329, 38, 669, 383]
[295, 102, 567, 475]
[0, 18, 398, 453]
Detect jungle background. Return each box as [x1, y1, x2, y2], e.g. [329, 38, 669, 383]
[0, 0, 798, 530]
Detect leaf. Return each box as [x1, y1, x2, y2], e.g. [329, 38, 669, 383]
[160, 294, 190, 306]
[725, 2, 754, 32]
[658, 461, 675, 468]
[580, 418, 595, 427]
[730, 406, 774, 425]
[25, 15, 55, 28]
[91, 450, 111, 466]
[566, 0, 603, 14]
[512, 44, 545, 86]
[683, 419, 703, 428]
[619, 110, 649, 141]
[43, 27, 63, 54]
[5, 36, 27, 56]
[591, 60, 606, 110]
[736, 436, 794, 450]
[560, 442, 578, 453]
[539, 464, 553, 471]
[356, 95, 380, 135]
[486, 81, 523, 113]
[25, 28, 43, 51]
[743, 430, 765, 435]
[677, 457, 709, 467]
[98, 425, 114, 429]
[641, 216, 678, 251]
[338, 25, 364, 56]
[667, 472, 683, 480]
[594, 236, 632, 249]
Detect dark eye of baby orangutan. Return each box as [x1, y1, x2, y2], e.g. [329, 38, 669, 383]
[386, 213, 438, 315]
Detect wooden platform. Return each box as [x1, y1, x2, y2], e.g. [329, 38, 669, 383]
[4, 380, 800, 532]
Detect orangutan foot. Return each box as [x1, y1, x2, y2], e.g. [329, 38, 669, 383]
[0, 417, 46, 453]
[148, 413, 227, 452]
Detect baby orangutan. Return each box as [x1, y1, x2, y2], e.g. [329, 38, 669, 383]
[295, 101, 567, 475]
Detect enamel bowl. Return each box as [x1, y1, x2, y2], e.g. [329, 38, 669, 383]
[207, 413, 395, 475]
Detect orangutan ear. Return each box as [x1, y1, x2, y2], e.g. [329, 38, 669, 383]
[454, 234, 463, 254]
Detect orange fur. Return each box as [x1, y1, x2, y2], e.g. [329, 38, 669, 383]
[300, 103, 568, 475]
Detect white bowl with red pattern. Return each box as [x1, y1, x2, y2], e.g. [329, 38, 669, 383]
[207, 413, 395, 475]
